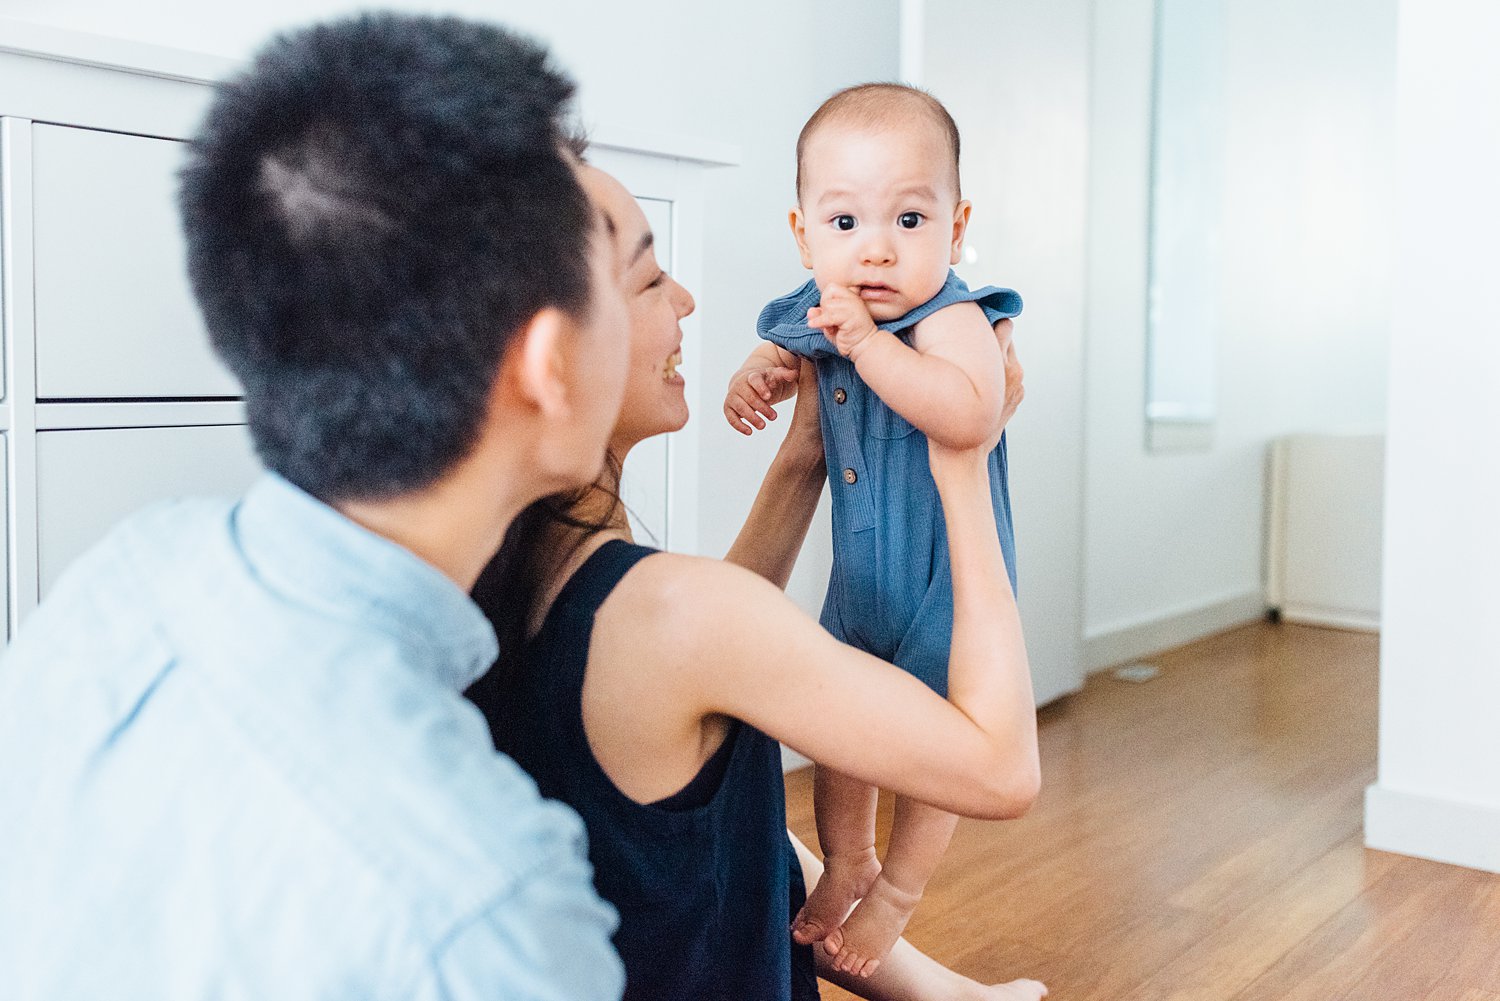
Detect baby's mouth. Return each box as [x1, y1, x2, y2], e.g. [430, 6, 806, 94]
[664, 350, 683, 381]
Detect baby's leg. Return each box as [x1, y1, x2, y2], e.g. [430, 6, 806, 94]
[793, 765, 882, 946]
[828, 795, 960, 978]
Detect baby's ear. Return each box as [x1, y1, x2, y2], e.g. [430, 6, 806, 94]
[788, 208, 815, 270]
[950, 200, 973, 265]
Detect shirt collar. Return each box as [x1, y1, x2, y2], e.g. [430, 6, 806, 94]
[232, 474, 499, 691]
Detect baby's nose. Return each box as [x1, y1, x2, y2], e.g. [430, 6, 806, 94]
[860, 237, 895, 266]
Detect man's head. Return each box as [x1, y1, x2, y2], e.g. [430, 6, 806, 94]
[790, 83, 971, 321]
[180, 13, 624, 502]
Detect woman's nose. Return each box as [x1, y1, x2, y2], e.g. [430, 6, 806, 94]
[671, 277, 696, 318]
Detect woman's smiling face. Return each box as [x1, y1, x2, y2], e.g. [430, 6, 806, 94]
[586, 169, 697, 455]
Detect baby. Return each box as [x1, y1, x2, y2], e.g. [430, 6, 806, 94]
[723, 84, 1023, 978]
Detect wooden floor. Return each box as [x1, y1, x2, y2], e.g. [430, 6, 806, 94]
[787, 622, 1500, 1001]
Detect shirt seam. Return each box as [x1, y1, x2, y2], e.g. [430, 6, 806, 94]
[392, 857, 574, 998]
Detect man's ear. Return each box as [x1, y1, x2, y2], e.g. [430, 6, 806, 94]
[504, 307, 572, 420]
[789, 208, 815, 270]
[949, 200, 973, 265]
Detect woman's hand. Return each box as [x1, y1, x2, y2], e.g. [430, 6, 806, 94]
[994, 318, 1024, 432]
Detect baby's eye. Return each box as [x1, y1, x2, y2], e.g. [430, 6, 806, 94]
[898, 212, 924, 229]
[833, 215, 857, 232]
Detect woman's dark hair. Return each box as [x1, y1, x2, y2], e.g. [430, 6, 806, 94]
[179, 13, 594, 501]
[468, 455, 624, 692]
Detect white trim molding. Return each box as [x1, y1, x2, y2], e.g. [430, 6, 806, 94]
[1365, 783, 1500, 874]
[588, 126, 740, 168]
[1084, 589, 1266, 672]
[0, 17, 234, 84]
[781, 746, 811, 775]
[1278, 604, 1379, 633]
[0, 18, 745, 168]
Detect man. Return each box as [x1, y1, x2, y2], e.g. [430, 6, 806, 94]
[0, 14, 627, 999]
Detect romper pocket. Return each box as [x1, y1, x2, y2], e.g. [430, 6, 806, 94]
[869, 400, 918, 439]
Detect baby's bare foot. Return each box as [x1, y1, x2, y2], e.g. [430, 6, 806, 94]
[958, 979, 1048, 1001]
[791, 847, 880, 946]
[828, 873, 923, 977]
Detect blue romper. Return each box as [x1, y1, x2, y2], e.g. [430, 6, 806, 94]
[758, 270, 1022, 697]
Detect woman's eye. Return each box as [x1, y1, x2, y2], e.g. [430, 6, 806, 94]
[898, 212, 924, 229]
[645, 271, 666, 290]
[833, 215, 857, 232]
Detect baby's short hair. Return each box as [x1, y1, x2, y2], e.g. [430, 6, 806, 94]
[795, 83, 961, 200]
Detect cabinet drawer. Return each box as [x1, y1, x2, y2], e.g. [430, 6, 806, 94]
[36, 425, 260, 597]
[0, 434, 7, 638]
[32, 124, 241, 400]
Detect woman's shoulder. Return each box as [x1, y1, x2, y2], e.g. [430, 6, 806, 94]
[605, 550, 781, 612]
[594, 551, 792, 655]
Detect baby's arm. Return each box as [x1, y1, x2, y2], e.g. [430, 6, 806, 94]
[811, 286, 1005, 450]
[724, 342, 802, 435]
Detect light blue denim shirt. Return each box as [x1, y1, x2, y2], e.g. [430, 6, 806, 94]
[0, 474, 623, 1001]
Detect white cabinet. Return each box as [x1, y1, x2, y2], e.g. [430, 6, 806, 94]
[35, 425, 260, 598]
[0, 434, 8, 638]
[619, 196, 673, 548]
[588, 147, 710, 556]
[31, 124, 241, 400]
[3, 43, 260, 628]
[2, 31, 728, 634]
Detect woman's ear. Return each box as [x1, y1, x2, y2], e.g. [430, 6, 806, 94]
[789, 208, 815, 270]
[949, 200, 973, 265]
[505, 306, 573, 420]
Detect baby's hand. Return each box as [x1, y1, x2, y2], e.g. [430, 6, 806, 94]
[807, 285, 880, 360]
[724, 361, 800, 435]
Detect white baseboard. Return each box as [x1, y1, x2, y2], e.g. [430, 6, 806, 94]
[1279, 604, 1380, 633]
[1365, 784, 1500, 874]
[781, 745, 811, 774]
[1083, 590, 1267, 672]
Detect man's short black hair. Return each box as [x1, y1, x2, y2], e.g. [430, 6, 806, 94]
[180, 13, 593, 501]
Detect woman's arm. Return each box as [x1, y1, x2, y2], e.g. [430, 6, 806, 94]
[596, 429, 1038, 820]
[723, 360, 826, 590]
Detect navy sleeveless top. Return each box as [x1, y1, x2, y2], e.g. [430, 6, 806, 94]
[466, 540, 820, 1001]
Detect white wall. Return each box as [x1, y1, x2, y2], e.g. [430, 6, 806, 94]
[0, 0, 901, 616]
[1363, 0, 1500, 874]
[923, 0, 1090, 705]
[1083, 0, 1396, 667]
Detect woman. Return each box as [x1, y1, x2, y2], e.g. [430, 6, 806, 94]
[466, 165, 1046, 1000]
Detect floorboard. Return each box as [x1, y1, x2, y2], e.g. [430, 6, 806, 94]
[786, 623, 1500, 1000]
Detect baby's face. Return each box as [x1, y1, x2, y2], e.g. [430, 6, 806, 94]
[792, 120, 970, 322]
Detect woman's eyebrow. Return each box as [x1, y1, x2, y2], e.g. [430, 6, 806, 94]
[630, 231, 655, 266]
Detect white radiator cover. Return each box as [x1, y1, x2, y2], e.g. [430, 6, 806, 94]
[1265, 433, 1386, 631]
